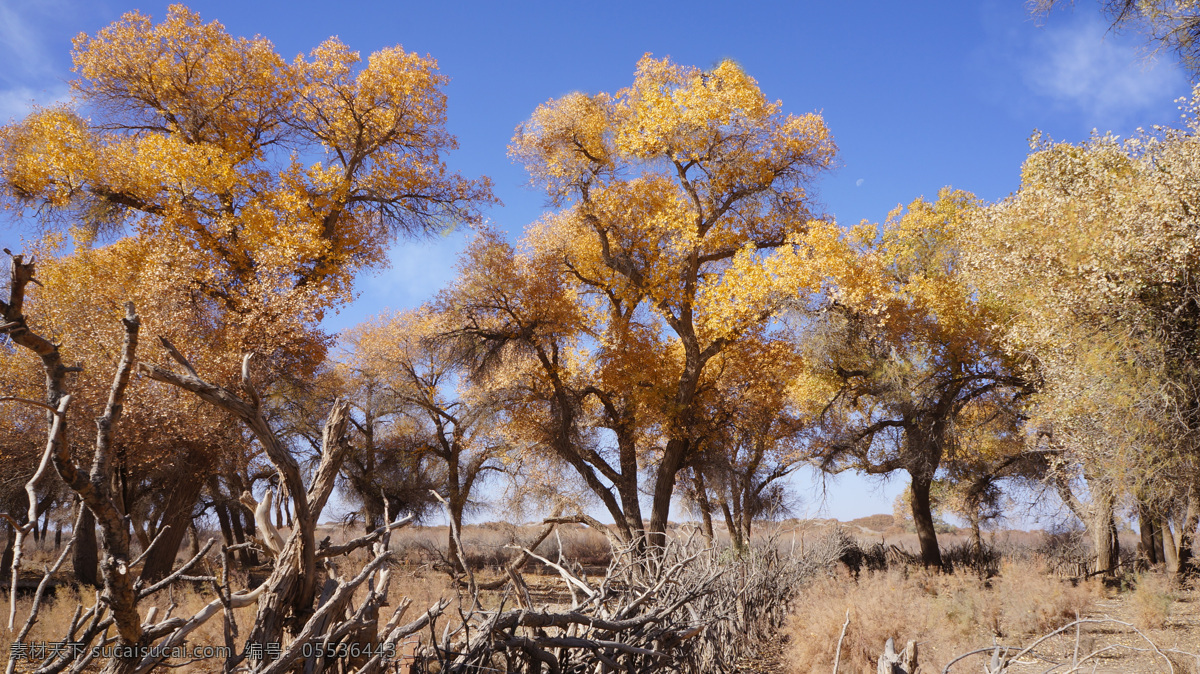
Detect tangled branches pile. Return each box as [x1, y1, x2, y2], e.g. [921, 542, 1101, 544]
[410, 528, 850, 673]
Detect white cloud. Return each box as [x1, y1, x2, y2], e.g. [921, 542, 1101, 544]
[0, 0, 69, 82]
[324, 231, 472, 334]
[0, 84, 70, 122]
[0, 0, 82, 124]
[1025, 17, 1186, 126]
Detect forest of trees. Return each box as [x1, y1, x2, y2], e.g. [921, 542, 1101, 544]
[3, 3, 1200, 673]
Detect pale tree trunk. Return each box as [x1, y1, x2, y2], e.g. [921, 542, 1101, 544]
[1090, 488, 1117, 576]
[968, 514, 984, 557]
[1163, 492, 1199, 577]
[1164, 518, 1180, 574]
[1054, 473, 1120, 577]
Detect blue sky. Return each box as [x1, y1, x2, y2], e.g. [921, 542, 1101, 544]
[0, 0, 1190, 525]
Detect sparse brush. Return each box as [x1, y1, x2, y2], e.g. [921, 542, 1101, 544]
[782, 559, 1100, 673]
[1130, 571, 1176, 630]
[993, 559, 1096, 636]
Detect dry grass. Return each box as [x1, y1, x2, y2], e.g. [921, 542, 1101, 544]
[783, 560, 1100, 673]
[1129, 571, 1178, 630]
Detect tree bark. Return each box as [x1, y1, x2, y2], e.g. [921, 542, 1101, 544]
[72, 504, 100, 589]
[739, 481, 754, 548]
[909, 473, 943, 568]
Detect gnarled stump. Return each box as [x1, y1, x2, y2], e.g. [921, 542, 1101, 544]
[877, 638, 918, 674]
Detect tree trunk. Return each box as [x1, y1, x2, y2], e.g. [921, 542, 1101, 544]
[1178, 485, 1200, 576]
[73, 504, 100, 589]
[647, 438, 688, 547]
[909, 473, 943, 568]
[446, 495, 468, 574]
[362, 498, 384, 533]
[214, 500, 235, 547]
[969, 516, 983, 558]
[615, 433, 645, 537]
[692, 472, 715, 543]
[1110, 514, 1121, 567]
[38, 504, 51, 544]
[188, 520, 201, 558]
[227, 502, 258, 566]
[720, 502, 744, 554]
[0, 520, 13, 584]
[54, 521, 62, 550]
[239, 503, 259, 566]
[1152, 517, 1166, 567]
[1138, 501, 1159, 566]
[139, 476, 202, 582]
[1091, 489, 1117, 577]
[1164, 518, 1180, 574]
[739, 481, 754, 548]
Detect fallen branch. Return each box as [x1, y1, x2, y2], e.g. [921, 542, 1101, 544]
[833, 608, 850, 674]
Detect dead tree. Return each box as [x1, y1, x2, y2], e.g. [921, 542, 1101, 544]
[2, 255, 446, 673]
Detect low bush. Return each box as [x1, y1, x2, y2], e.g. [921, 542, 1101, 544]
[1129, 572, 1177, 630]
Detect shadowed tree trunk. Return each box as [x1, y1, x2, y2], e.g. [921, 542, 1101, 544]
[0, 519, 13, 584]
[139, 475, 203, 582]
[1153, 518, 1166, 566]
[910, 471, 943, 569]
[720, 502, 744, 554]
[214, 499, 235, 547]
[1138, 499, 1160, 565]
[72, 503, 99, 589]
[1163, 501, 1199, 577]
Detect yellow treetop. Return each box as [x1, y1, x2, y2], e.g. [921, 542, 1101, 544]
[500, 55, 837, 538]
[0, 5, 493, 364]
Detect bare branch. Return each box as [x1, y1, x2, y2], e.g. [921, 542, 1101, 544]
[138, 539, 216, 599]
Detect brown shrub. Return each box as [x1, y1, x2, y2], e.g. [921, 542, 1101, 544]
[1129, 572, 1177, 630]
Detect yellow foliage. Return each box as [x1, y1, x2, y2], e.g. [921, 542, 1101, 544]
[0, 4, 493, 362]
